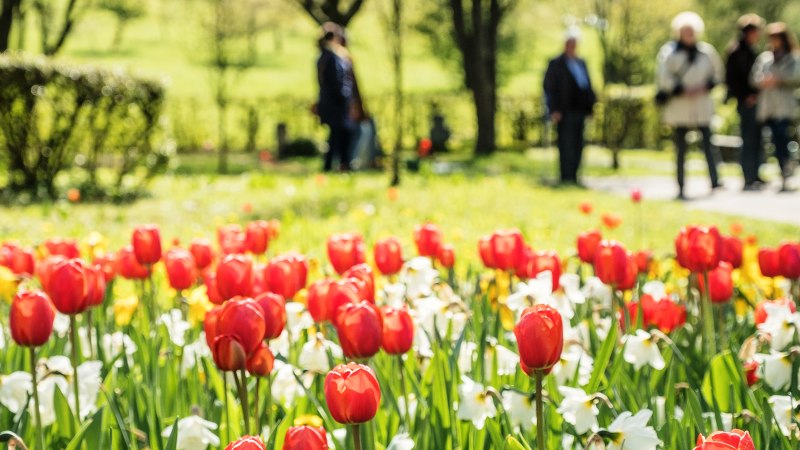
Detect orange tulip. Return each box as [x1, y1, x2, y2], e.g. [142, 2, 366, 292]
[324, 363, 381, 424]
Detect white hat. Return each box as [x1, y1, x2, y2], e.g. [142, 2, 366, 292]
[564, 25, 582, 42]
[671, 11, 704, 38]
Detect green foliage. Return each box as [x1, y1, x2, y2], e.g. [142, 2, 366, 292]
[0, 53, 169, 201]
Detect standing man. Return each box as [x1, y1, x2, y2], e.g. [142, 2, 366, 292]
[544, 27, 597, 185]
[316, 22, 355, 172]
[726, 14, 765, 191]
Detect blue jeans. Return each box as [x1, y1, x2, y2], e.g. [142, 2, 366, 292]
[738, 103, 762, 184]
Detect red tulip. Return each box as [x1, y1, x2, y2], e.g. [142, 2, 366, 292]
[720, 236, 743, 269]
[489, 229, 525, 271]
[698, 262, 734, 303]
[165, 248, 197, 291]
[85, 264, 107, 308]
[282, 426, 328, 450]
[327, 233, 366, 275]
[694, 429, 754, 450]
[324, 363, 381, 424]
[343, 263, 375, 303]
[202, 271, 223, 305]
[413, 223, 443, 258]
[246, 343, 275, 377]
[190, 239, 214, 270]
[44, 238, 80, 258]
[601, 213, 622, 229]
[216, 297, 266, 354]
[204, 306, 223, 348]
[48, 259, 89, 315]
[631, 188, 642, 203]
[132, 224, 162, 265]
[254, 292, 286, 340]
[1, 244, 35, 276]
[335, 301, 383, 359]
[212, 334, 247, 371]
[778, 242, 800, 279]
[93, 253, 117, 282]
[117, 245, 149, 280]
[579, 201, 593, 215]
[216, 254, 254, 301]
[675, 226, 722, 273]
[218, 224, 247, 255]
[758, 247, 781, 278]
[576, 230, 602, 264]
[283, 252, 308, 292]
[635, 250, 652, 274]
[437, 243, 455, 269]
[381, 306, 414, 355]
[478, 235, 497, 269]
[594, 241, 636, 290]
[754, 298, 796, 325]
[10, 290, 55, 347]
[307, 278, 334, 323]
[628, 294, 686, 333]
[743, 360, 759, 386]
[322, 279, 361, 323]
[245, 220, 271, 255]
[264, 258, 295, 300]
[514, 304, 563, 373]
[532, 250, 562, 291]
[225, 436, 266, 450]
[374, 237, 404, 276]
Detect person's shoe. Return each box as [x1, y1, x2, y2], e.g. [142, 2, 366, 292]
[676, 193, 688, 201]
[711, 182, 724, 190]
[779, 178, 796, 193]
[743, 182, 763, 192]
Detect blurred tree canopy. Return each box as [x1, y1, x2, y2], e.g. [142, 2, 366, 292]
[699, 0, 791, 52]
[291, 0, 365, 26]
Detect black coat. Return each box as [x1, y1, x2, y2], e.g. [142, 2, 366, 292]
[725, 39, 758, 103]
[317, 48, 354, 128]
[543, 54, 597, 115]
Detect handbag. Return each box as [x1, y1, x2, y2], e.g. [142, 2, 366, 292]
[655, 48, 693, 106]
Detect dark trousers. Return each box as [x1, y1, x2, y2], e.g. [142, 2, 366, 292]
[738, 103, 763, 184]
[674, 126, 720, 194]
[324, 125, 353, 172]
[556, 112, 586, 183]
[765, 118, 792, 176]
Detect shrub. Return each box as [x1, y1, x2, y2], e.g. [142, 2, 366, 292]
[0, 54, 168, 201]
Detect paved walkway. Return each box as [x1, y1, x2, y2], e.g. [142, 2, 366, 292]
[585, 170, 800, 225]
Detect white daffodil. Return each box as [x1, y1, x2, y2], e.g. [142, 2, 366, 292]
[78, 327, 98, 358]
[38, 357, 103, 421]
[622, 330, 665, 370]
[53, 312, 71, 338]
[754, 352, 793, 390]
[642, 281, 667, 300]
[400, 257, 439, 299]
[456, 377, 496, 430]
[559, 273, 586, 305]
[605, 409, 661, 450]
[285, 301, 314, 337]
[414, 296, 466, 340]
[768, 395, 797, 437]
[654, 396, 684, 426]
[387, 433, 415, 450]
[181, 335, 211, 375]
[557, 386, 598, 434]
[102, 331, 137, 368]
[397, 393, 418, 419]
[552, 344, 594, 386]
[457, 342, 477, 375]
[271, 360, 307, 408]
[0, 321, 6, 350]
[581, 277, 612, 308]
[757, 303, 800, 351]
[502, 390, 536, 429]
[701, 412, 734, 432]
[298, 335, 342, 374]
[159, 309, 191, 347]
[491, 344, 519, 377]
[270, 330, 290, 358]
[37, 375, 69, 426]
[413, 326, 434, 359]
[380, 282, 407, 307]
[161, 415, 220, 450]
[0, 372, 32, 414]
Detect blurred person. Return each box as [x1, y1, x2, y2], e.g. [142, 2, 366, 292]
[315, 22, 355, 172]
[752, 22, 800, 192]
[726, 14, 766, 191]
[543, 26, 597, 185]
[657, 12, 724, 200]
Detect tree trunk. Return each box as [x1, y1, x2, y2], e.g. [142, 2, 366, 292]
[473, 83, 496, 155]
[0, 0, 18, 52]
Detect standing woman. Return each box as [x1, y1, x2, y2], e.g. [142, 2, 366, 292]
[657, 12, 724, 200]
[752, 22, 800, 192]
[316, 22, 355, 172]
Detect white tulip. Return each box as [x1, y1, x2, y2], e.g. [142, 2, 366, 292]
[622, 330, 665, 370]
[456, 377, 496, 429]
[502, 390, 536, 429]
[557, 386, 598, 434]
[161, 415, 220, 450]
[605, 409, 661, 450]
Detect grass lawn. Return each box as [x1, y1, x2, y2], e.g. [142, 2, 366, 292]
[1, 150, 794, 264]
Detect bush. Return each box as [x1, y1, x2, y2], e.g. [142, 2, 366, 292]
[0, 54, 169, 201]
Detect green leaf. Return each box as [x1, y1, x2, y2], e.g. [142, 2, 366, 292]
[65, 408, 105, 450]
[701, 351, 743, 412]
[588, 320, 618, 392]
[164, 417, 179, 450]
[503, 435, 526, 450]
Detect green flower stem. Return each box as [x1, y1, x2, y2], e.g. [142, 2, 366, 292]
[535, 370, 545, 450]
[223, 374, 230, 444]
[398, 355, 412, 432]
[237, 369, 250, 436]
[253, 377, 260, 436]
[69, 315, 81, 427]
[352, 423, 362, 450]
[701, 271, 716, 357]
[265, 373, 273, 435]
[29, 347, 44, 450]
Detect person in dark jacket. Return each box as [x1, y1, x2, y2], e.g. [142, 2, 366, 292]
[316, 22, 355, 172]
[726, 14, 765, 190]
[544, 27, 597, 185]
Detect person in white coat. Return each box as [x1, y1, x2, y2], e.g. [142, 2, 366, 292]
[751, 22, 800, 192]
[657, 12, 724, 200]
